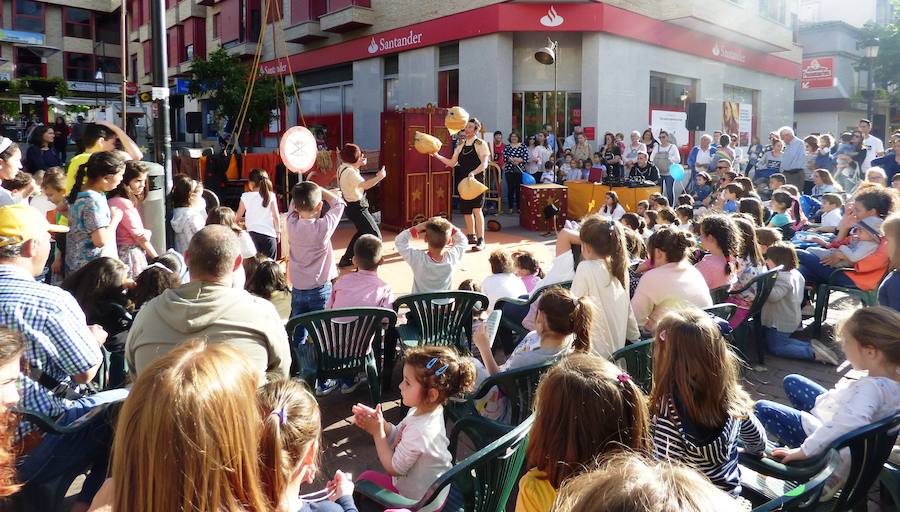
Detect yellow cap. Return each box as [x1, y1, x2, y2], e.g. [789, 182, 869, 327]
[0, 204, 68, 248]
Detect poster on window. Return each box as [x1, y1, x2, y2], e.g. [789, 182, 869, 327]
[723, 101, 740, 139]
[650, 110, 688, 147]
[738, 103, 752, 147]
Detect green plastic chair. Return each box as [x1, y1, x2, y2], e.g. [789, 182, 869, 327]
[727, 266, 782, 366]
[704, 303, 738, 322]
[812, 267, 888, 337]
[392, 291, 488, 353]
[710, 285, 731, 304]
[354, 414, 533, 512]
[880, 462, 900, 509]
[494, 281, 573, 344]
[746, 449, 840, 511]
[14, 402, 123, 512]
[446, 359, 556, 453]
[285, 307, 397, 406]
[740, 412, 900, 511]
[610, 339, 654, 394]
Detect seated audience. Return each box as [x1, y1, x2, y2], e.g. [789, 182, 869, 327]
[245, 258, 292, 321]
[879, 214, 900, 311]
[125, 225, 291, 383]
[395, 217, 467, 293]
[128, 252, 184, 311]
[727, 215, 767, 327]
[694, 215, 740, 290]
[170, 174, 206, 254]
[650, 309, 767, 495]
[516, 354, 649, 511]
[481, 249, 527, 312]
[512, 250, 544, 293]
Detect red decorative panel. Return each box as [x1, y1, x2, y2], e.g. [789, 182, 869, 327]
[520, 184, 568, 232]
[405, 173, 429, 224]
[430, 171, 452, 219]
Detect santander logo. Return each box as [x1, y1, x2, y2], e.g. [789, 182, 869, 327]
[539, 6, 564, 27]
[367, 38, 378, 54]
[366, 31, 423, 55]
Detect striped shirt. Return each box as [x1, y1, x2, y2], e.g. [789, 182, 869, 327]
[651, 394, 767, 495]
[0, 265, 102, 437]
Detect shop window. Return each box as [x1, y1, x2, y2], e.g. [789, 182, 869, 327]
[723, 85, 758, 147]
[213, 13, 221, 38]
[65, 53, 96, 82]
[97, 56, 122, 75]
[383, 55, 398, 76]
[438, 44, 459, 68]
[96, 10, 122, 44]
[299, 83, 353, 149]
[384, 78, 398, 111]
[649, 72, 694, 109]
[512, 91, 581, 140]
[437, 69, 459, 108]
[759, 0, 786, 25]
[65, 8, 93, 39]
[14, 0, 45, 33]
[15, 48, 43, 78]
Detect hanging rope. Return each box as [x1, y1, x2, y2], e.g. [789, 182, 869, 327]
[225, 0, 271, 154]
[270, 0, 305, 127]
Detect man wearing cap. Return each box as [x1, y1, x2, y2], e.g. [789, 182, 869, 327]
[0, 204, 127, 508]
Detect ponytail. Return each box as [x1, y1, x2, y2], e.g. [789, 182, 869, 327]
[250, 169, 273, 208]
[67, 163, 89, 204]
[571, 296, 594, 353]
[68, 151, 127, 204]
[699, 215, 740, 276]
[580, 215, 629, 288]
[258, 408, 288, 506]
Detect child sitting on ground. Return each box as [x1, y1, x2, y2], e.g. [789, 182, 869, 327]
[674, 205, 694, 232]
[650, 308, 767, 495]
[512, 250, 544, 293]
[482, 249, 528, 312]
[760, 243, 840, 364]
[755, 307, 900, 495]
[352, 346, 476, 503]
[517, 354, 650, 511]
[693, 173, 713, 206]
[811, 193, 843, 233]
[471, 287, 592, 422]
[257, 379, 357, 512]
[755, 227, 782, 255]
[656, 207, 678, 229]
[395, 217, 468, 293]
[287, 182, 346, 395]
[804, 216, 882, 265]
[727, 216, 767, 328]
[720, 183, 745, 213]
[636, 200, 650, 216]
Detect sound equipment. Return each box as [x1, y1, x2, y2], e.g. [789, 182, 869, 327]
[170, 94, 185, 109]
[186, 112, 203, 134]
[686, 102, 707, 131]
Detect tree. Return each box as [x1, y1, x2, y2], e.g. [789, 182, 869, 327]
[859, 2, 900, 106]
[187, 48, 281, 142]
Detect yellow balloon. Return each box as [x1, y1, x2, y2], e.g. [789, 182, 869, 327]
[414, 131, 442, 155]
[445, 106, 469, 135]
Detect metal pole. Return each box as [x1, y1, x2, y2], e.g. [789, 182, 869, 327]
[150, 0, 172, 185]
[121, 0, 127, 131]
[866, 57, 874, 122]
[553, 57, 558, 154]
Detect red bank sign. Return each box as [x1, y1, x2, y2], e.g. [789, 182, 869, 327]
[260, 3, 798, 80]
[800, 57, 835, 89]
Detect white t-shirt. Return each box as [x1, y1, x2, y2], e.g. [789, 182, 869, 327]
[821, 208, 842, 228]
[571, 259, 640, 358]
[389, 406, 452, 501]
[599, 203, 626, 221]
[240, 191, 278, 238]
[482, 272, 528, 312]
[862, 134, 884, 171]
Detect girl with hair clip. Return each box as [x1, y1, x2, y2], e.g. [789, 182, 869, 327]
[694, 214, 740, 290]
[257, 379, 358, 512]
[170, 174, 206, 253]
[108, 160, 157, 276]
[726, 215, 767, 328]
[512, 250, 544, 293]
[66, 151, 126, 275]
[351, 346, 476, 502]
[552, 452, 743, 512]
[754, 307, 900, 496]
[516, 354, 651, 512]
[471, 287, 592, 422]
[571, 215, 640, 357]
[650, 308, 767, 496]
[0, 328, 24, 500]
[88, 340, 271, 512]
[599, 191, 626, 221]
[237, 168, 281, 259]
[631, 228, 712, 332]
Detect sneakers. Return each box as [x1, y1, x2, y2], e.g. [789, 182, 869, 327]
[472, 237, 486, 252]
[811, 339, 841, 366]
[315, 379, 339, 396]
[801, 303, 816, 317]
[340, 375, 367, 395]
[466, 234, 478, 246]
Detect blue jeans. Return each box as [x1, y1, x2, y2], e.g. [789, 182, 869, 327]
[765, 327, 814, 361]
[755, 374, 826, 446]
[659, 175, 676, 204]
[17, 388, 129, 503]
[796, 249, 855, 287]
[290, 283, 332, 369]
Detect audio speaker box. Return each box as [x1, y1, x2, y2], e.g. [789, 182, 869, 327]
[686, 103, 706, 131]
[186, 112, 203, 134]
[170, 94, 185, 109]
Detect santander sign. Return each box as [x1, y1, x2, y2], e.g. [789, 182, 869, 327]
[367, 30, 424, 55]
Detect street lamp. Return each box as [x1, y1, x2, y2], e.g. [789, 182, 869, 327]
[535, 38, 558, 147]
[858, 36, 880, 123]
[94, 68, 104, 112]
[679, 88, 689, 109]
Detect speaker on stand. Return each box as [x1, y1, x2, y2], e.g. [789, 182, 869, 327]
[186, 112, 203, 146]
[685, 102, 707, 131]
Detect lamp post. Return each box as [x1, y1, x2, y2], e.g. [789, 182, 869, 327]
[94, 68, 103, 112]
[858, 37, 880, 124]
[535, 38, 558, 148]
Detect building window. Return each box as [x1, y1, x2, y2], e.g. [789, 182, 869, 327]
[213, 13, 221, 38]
[64, 8, 93, 39]
[649, 72, 694, 108]
[65, 52, 95, 82]
[14, 0, 45, 33]
[512, 91, 581, 140]
[97, 56, 122, 75]
[384, 78, 398, 111]
[437, 69, 458, 108]
[15, 48, 43, 78]
[131, 55, 138, 83]
[759, 0, 787, 25]
[95, 10, 121, 44]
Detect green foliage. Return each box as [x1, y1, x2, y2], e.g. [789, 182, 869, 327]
[14, 77, 69, 98]
[860, 10, 900, 106]
[187, 48, 281, 139]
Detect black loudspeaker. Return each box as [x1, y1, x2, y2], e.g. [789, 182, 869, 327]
[170, 94, 185, 109]
[186, 112, 203, 134]
[686, 102, 706, 131]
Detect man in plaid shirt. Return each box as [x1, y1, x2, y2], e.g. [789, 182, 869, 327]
[0, 204, 127, 508]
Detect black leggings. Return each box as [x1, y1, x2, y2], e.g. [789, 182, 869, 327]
[505, 172, 521, 210]
[249, 231, 277, 259]
[343, 201, 381, 263]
